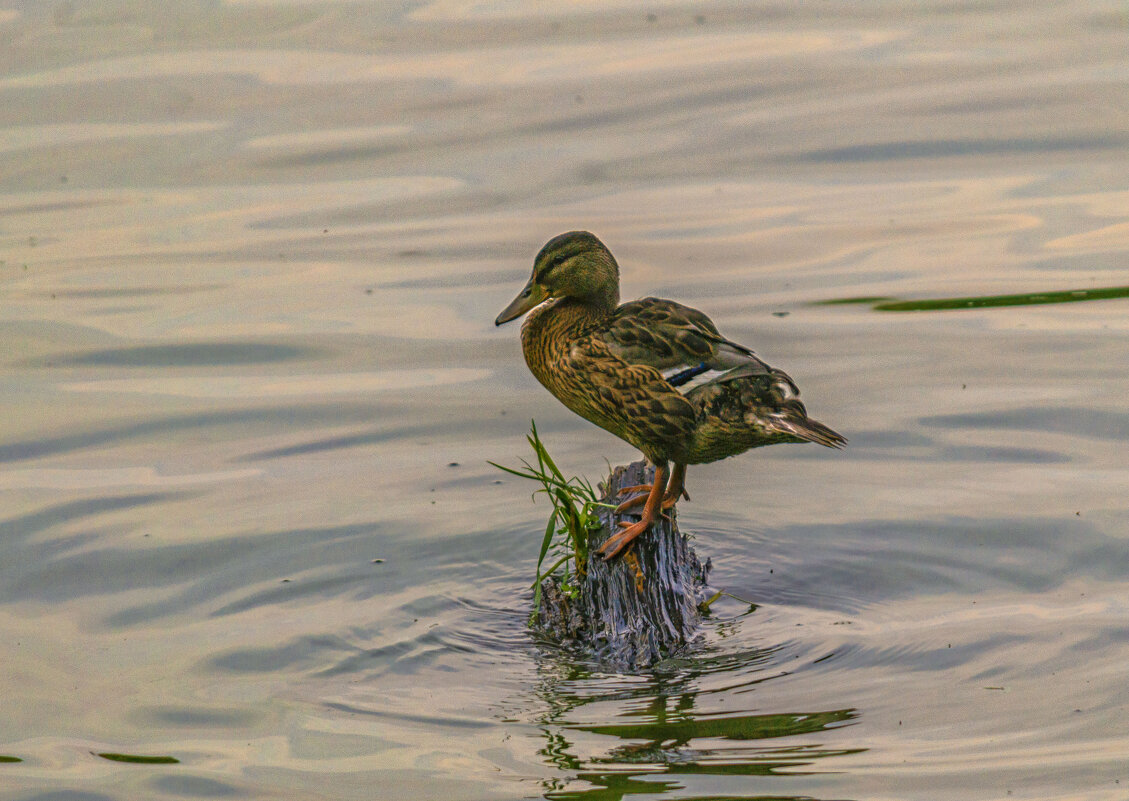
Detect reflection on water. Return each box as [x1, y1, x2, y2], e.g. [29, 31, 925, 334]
[46, 342, 317, 367]
[533, 643, 862, 801]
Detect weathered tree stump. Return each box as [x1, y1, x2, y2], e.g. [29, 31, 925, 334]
[534, 460, 712, 669]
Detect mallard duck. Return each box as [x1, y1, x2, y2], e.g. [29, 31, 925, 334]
[496, 231, 845, 560]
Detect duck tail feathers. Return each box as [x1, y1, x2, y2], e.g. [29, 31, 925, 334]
[775, 416, 847, 449]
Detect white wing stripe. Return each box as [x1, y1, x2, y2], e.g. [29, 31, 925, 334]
[670, 368, 730, 394]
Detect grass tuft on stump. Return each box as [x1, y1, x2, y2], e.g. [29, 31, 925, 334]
[489, 421, 613, 624]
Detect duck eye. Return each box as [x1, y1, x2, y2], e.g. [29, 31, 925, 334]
[535, 256, 564, 283]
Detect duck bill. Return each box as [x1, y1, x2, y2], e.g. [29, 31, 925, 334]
[495, 279, 549, 325]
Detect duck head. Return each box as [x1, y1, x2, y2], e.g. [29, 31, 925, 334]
[495, 231, 620, 325]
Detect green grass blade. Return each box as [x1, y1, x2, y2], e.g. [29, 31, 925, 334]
[531, 509, 558, 589]
[486, 461, 542, 481]
[529, 422, 568, 484]
[537, 553, 573, 582]
[699, 590, 723, 611]
[531, 581, 542, 624]
[493, 420, 601, 619]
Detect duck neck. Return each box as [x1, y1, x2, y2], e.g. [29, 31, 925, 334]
[527, 294, 612, 337]
[520, 295, 615, 385]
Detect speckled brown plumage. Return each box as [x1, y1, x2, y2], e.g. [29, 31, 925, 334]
[496, 231, 844, 559]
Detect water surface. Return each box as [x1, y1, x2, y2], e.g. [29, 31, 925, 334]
[2, 2, 1128, 799]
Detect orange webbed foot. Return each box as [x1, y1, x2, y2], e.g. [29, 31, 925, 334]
[615, 492, 651, 513]
[617, 484, 654, 496]
[600, 463, 669, 561]
[599, 516, 654, 561]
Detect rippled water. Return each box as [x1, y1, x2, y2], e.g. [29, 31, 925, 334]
[3, 2, 1128, 799]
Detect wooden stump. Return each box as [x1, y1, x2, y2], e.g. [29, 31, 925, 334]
[534, 460, 712, 669]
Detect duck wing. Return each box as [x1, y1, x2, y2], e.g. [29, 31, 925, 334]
[560, 331, 699, 461]
[599, 298, 845, 455]
[602, 298, 771, 393]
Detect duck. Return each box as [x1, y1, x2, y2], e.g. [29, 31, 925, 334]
[496, 231, 845, 560]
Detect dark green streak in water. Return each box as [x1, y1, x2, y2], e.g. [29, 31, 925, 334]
[572, 708, 856, 742]
[550, 773, 836, 799]
[0, 756, 21, 763]
[95, 752, 179, 764]
[819, 285, 1129, 312]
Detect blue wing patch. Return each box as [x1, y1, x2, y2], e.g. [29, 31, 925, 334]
[665, 362, 711, 387]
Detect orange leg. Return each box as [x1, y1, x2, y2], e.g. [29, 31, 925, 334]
[615, 488, 650, 513]
[599, 463, 669, 561]
[661, 463, 689, 509]
[617, 463, 689, 512]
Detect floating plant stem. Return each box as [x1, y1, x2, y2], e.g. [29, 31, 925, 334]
[95, 752, 179, 764]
